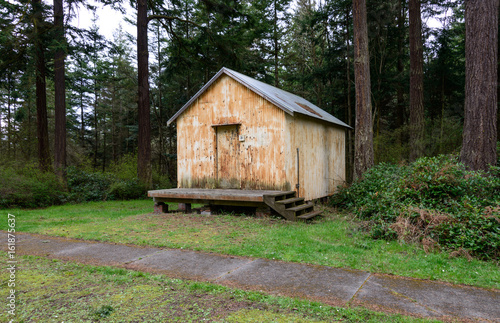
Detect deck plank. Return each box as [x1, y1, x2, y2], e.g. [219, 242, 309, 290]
[148, 188, 284, 203]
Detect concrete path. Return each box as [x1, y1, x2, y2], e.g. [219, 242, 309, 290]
[2, 231, 499, 322]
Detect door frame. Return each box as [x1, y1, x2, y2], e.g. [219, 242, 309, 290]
[213, 123, 241, 188]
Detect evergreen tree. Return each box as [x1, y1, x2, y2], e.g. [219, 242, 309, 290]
[409, 0, 425, 161]
[460, 0, 498, 170]
[353, 0, 374, 179]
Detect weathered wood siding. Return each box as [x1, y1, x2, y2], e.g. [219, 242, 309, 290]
[285, 114, 346, 200]
[177, 75, 289, 190]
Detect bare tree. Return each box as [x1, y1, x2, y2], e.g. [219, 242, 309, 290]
[460, 0, 498, 170]
[353, 0, 374, 180]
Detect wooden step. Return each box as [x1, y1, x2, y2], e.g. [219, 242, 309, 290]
[286, 202, 314, 212]
[263, 191, 296, 198]
[263, 191, 297, 207]
[276, 197, 304, 205]
[297, 210, 323, 220]
[263, 191, 320, 222]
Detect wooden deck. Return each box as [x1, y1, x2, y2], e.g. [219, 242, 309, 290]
[148, 188, 284, 206]
[148, 188, 323, 221]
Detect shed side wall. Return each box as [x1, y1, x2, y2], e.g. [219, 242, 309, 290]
[177, 75, 289, 190]
[285, 114, 346, 200]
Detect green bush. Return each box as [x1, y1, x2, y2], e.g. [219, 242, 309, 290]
[152, 172, 172, 190]
[0, 166, 67, 208]
[106, 153, 138, 180]
[67, 167, 150, 202]
[0, 157, 166, 208]
[108, 179, 147, 200]
[332, 155, 500, 260]
[67, 167, 113, 202]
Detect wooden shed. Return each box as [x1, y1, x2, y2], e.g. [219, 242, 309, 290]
[149, 67, 350, 220]
[168, 67, 350, 200]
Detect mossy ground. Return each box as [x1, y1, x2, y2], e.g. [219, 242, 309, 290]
[2, 200, 499, 289]
[0, 254, 435, 322]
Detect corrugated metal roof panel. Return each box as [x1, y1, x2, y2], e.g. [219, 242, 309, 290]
[168, 67, 351, 129]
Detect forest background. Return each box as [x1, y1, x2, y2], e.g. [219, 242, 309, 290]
[0, 0, 498, 207]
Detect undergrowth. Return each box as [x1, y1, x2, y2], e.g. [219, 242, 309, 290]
[0, 154, 172, 208]
[332, 155, 500, 260]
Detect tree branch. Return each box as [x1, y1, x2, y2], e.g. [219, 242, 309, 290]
[147, 15, 203, 29]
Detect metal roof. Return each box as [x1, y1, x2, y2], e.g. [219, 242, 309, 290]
[167, 67, 352, 128]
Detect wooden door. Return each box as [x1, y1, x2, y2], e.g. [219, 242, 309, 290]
[216, 125, 240, 188]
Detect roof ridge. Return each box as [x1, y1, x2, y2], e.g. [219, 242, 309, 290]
[168, 67, 351, 129]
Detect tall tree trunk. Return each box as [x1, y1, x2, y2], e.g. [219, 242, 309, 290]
[137, 0, 152, 187]
[54, 0, 66, 181]
[157, 23, 164, 175]
[460, 0, 499, 170]
[93, 101, 99, 170]
[7, 75, 12, 157]
[80, 80, 85, 147]
[94, 80, 98, 170]
[33, 0, 51, 172]
[102, 120, 106, 172]
[345, 6, 353, 184]
[409, 0, 425, 162]
[396, 0, 405, 130]
[273, 0, 279, 87]
[352, 0, 374, 180]
[27, 85, 32, 159]
[112, 78, 117, 163]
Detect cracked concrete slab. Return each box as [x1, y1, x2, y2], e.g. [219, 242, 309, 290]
[2, 231, 499, 322]
[352, 275, 443, 318]
[52, 243, 162, 265]
[2, 231, 95, 256]
[216, 258, 371, 306]
[354, 274, 500, 321]
[127, 249, 253, 281]
[1, 231, 161, 266]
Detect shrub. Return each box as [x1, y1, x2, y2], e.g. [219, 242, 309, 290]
[106, 153, 138, 180]
[332, 155, 500, 260]
[108, 179, 147, 200]
[66, 167, 113, 202]
[67, 167, 151, 202]
[152, 172, 172, 190]
[0, 166, 67, 208]
[0, 159, 164, 209]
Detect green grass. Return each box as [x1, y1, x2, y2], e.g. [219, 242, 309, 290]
[0, 254, 438, 322]
[2, 200, 499, 289]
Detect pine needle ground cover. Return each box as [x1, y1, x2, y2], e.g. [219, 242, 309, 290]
[0, 254, 434, 322]
[2, 198, 499, 289]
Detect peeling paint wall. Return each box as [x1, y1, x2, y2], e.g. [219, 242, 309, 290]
[285, 114, 346, 200]
[176, 74, 346, 199]
[177, 75, 288, 190]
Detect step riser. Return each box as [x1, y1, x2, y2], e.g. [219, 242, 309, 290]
[263, 192, 321, 221]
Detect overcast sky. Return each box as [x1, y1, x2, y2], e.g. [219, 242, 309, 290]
[70, 0, 136, 41]
[72, 1, 445, 42]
